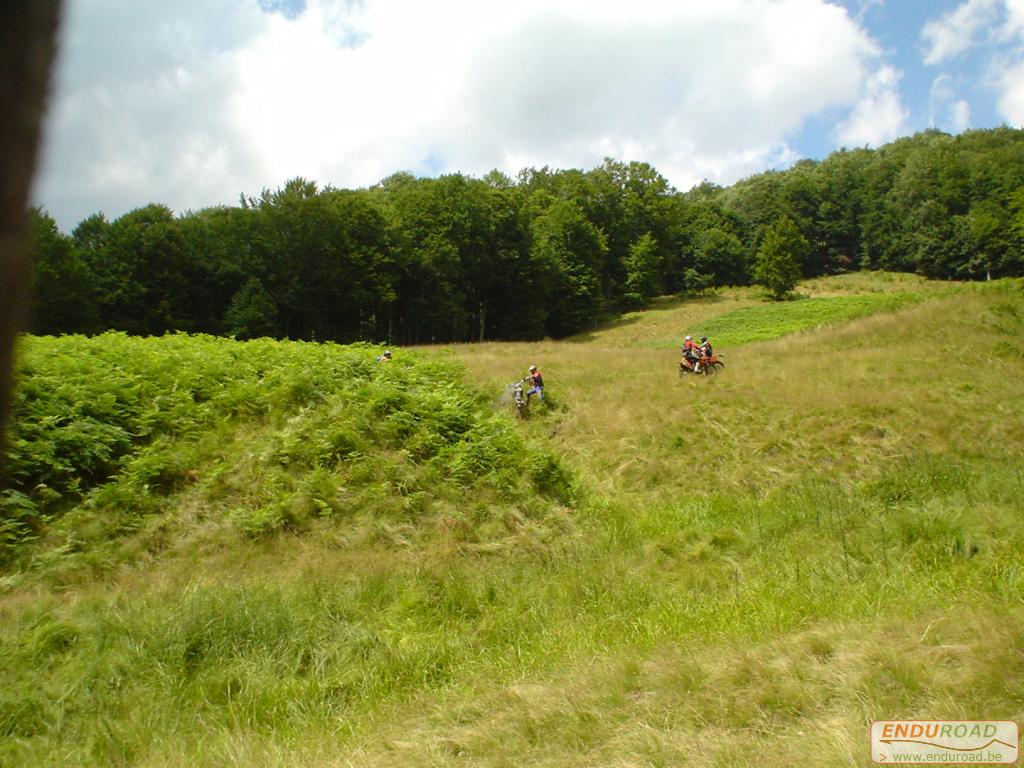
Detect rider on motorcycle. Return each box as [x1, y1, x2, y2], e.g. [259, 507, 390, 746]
[682, 335, 701, 372]
[693, 336, 714, 373]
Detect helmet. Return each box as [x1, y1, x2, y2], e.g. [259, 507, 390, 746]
[685, 335, 692, 341]
[529, 365, 537, 372]
[700, 336, 707, 343]
[383, 350, 392, 357]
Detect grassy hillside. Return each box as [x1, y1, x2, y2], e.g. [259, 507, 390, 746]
[2, 274, 1023, 766]
[1, 334, 572, 565]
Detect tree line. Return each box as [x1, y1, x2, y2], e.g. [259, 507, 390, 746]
[27, 127, 1024, 343]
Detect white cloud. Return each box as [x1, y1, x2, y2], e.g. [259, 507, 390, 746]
[996, 60, 1024, 123]
[929, 73, 956, 125]
[950, 99, 972, 131]
[999, 0, 1024, 39]
[993, 0, 1024, 127]
[848, 0, 885, 24]
[36, 0, 887, 229]
[920, 0, 1024, 128]
[928, 74, 971, 133]
[833, 65, 909, 147]
[922, 0, 1001, 64]
[36, 0, 269, 227]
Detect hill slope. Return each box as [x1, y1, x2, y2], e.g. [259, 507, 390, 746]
[2, 274, 1023, 767]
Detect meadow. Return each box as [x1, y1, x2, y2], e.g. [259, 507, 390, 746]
[1, 273, 1022, 767]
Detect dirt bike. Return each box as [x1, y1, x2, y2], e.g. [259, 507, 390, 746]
[679, 352, 724, 377]
[506, 379, 530, 419]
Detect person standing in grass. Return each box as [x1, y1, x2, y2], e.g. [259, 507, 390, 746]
[526, 364, 544, 404]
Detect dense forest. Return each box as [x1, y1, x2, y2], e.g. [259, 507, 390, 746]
[27, 127, 1024, 343]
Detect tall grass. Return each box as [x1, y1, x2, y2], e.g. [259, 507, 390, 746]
[1, 334, 574, 574]
[4, 455, 1021, 765]
[446, 281, 1024, 502]
[1, 275, 1023, 766]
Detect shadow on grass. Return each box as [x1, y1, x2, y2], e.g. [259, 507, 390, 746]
[568, 292, 730, 343]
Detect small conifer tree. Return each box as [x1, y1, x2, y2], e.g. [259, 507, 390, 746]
[754, 216, 807, 300]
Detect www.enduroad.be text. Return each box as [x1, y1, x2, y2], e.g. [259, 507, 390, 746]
[890, 750, 1010, 763]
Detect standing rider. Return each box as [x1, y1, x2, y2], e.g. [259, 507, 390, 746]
[526, 365, 544, 404]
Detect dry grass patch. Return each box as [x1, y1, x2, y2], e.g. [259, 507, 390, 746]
[432, 284, 1024, 504]
[336, 606, 1024, 768]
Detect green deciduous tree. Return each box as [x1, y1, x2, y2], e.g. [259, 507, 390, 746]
[693, 227, 748, 287]
[27, 208, 98, 334]
[24, 128, 1024, 344]
[530, 198, 607, 336]
[623, 232, 661, 307]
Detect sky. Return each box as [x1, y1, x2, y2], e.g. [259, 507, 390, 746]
[33, 0, 1024, 231]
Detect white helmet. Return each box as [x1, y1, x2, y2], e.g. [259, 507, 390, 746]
[685, 335, 692, 341]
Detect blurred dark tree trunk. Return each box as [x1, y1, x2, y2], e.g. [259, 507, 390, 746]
[0, 1, 62, 451]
